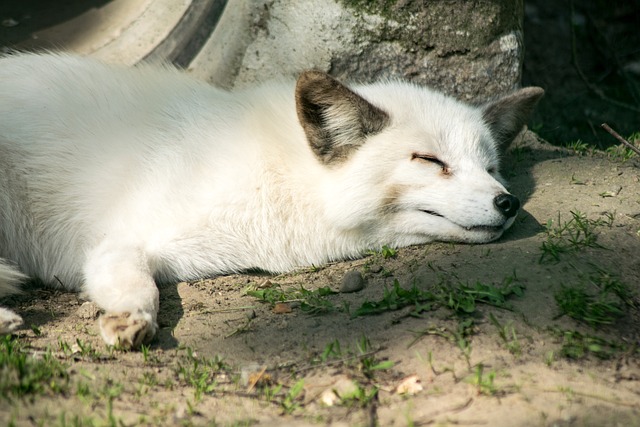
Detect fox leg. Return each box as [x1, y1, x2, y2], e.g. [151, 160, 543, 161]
[0, 307, 23, 334]
[84, 241, 159, 349]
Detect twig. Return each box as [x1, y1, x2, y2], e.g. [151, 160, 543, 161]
[246, 365, 268, 393]
[200, 306, 257, 314]
[601, 123, 640, 156]
[411, 398, 475, 426]
[542, 387, 639, 408]
[282, 346, 387, 377]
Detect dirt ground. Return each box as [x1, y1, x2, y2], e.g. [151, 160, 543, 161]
[1, 1, 640, 426]
[1, 132, 639, 426]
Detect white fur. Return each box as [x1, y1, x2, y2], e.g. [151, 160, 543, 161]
[0, 53, 538, 345]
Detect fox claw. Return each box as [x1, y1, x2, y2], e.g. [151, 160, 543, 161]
[0, 307, 23, 334]
[99, 311, 156, 349]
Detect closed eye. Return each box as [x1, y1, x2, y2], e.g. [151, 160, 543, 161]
[411, 153, 450, 174]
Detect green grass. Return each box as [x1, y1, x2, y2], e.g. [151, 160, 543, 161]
[316, 339, 343, 364]
[353, 275, 525, 370]
[379, 245, 398, 259]
[467, 363, 497, 396]
[321, 336, 389, 408]
[0, 335, 69, 399]
[261, 335, 390, 411]
[334, 380, 379, 408]
[551, 268, 636, 359]
[354, 279, 434, 317]
[605, 145, 637, 161]
[539, 210, 611, 262]
[554, 270, 635, 326]
[604, 131, 638, 161]
[356, 335, 394, 378]
[409, 318, 475, 369]
[563, 132, 638, 160]
[246, 283, 337, 315]
[174, 347, 228, 402]
[550, 328, 623, 360]
[442, 276, 524, 313]
[312, 336, 394, 375]
[489, 313, 522, 356]
[354, 276, 524, 317]
[555, 286, 622, 326]
[280, 379, 305, 414]
[564, 139, 590, 155]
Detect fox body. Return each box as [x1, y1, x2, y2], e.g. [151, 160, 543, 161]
[0, 53, 543, 346]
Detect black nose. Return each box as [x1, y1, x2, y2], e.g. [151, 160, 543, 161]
[494, 194, 520, 218]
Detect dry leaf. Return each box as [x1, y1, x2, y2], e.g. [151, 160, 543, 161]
[273, 302, 292, 314]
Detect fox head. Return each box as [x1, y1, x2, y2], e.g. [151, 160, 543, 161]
[295, 71, 544, 245]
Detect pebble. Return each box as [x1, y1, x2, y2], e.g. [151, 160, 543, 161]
[340, 270, 364, 293]
[369, 265, 383, 274]
[76, 301, 101, 319]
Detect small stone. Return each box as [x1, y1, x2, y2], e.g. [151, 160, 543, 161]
[320, 389, 340, 407]
[340, 270, 364, 293]
[76, 301, 101, 320]
[369, 265, 383, 274]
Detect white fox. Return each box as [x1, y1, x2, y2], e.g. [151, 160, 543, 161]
[0, 53, 543, 347]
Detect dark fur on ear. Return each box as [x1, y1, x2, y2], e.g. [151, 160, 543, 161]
[295, 70, 390, 164]
[482, 87, 544, 148]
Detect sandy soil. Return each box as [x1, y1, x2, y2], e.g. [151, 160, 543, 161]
[1, 1, 639, 426]
[1, 132, 639, 426]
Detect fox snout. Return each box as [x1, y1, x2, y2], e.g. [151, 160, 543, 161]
[494, 194, 520, 218]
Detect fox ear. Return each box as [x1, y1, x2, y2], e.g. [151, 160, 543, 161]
[482, 87, 544, 148]
[295, 70, 390, 164]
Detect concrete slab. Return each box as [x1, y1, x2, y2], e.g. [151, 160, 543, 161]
[3, 0, 226, 66]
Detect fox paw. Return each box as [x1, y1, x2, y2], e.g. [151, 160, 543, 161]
[99, 311, 156, 349]
[0, 307, 23, 334]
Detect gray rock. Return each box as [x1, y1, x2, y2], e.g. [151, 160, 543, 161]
[14, 0, 525, 100]
[331, 0, 525, 100]
[340, 270, 365, 293]
[197, 0, 524, 100]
